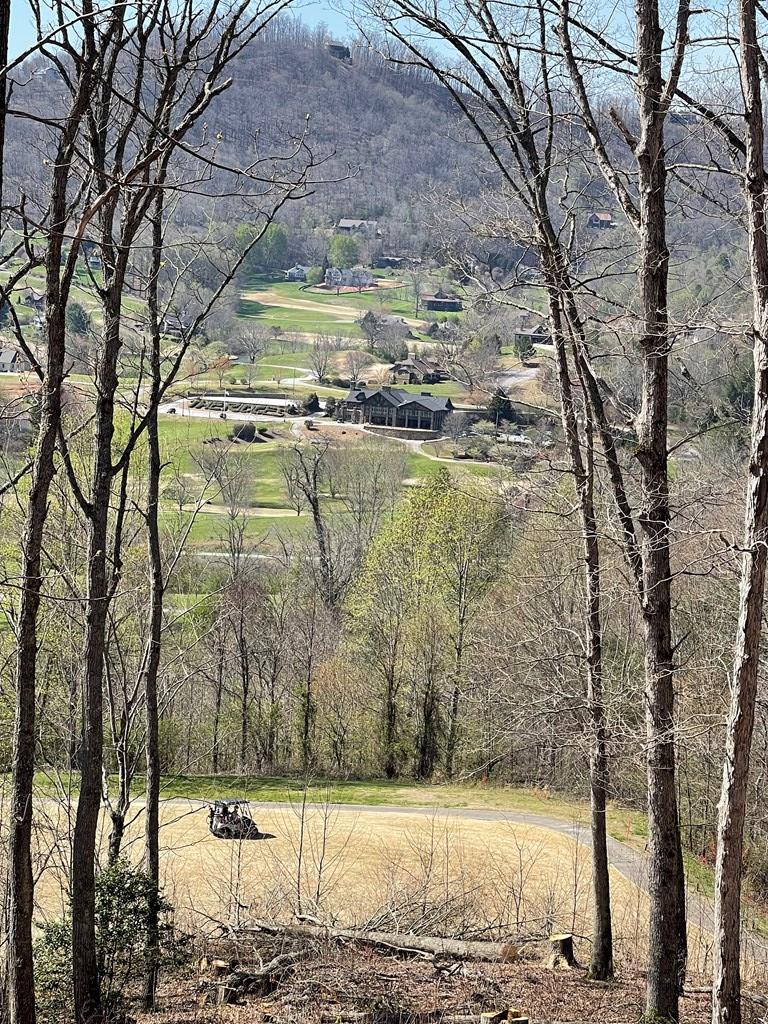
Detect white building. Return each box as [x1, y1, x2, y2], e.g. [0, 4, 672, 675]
[324, 266, 375, 289]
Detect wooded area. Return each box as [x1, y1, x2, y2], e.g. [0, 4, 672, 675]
[1, 1, 768, 1023]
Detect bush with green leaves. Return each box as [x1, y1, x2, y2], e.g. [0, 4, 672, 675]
[35, 859, 187, 1018]
[65, 301, 91, 336]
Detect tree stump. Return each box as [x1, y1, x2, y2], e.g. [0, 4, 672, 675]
[479, 1010, 524, 1023]
[547, 933, 577, 969]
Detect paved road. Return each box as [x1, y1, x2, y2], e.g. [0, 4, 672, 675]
[172, 796, 768, 967]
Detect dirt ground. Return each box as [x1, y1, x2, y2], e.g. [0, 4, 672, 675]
[137, 941, 727, 1024]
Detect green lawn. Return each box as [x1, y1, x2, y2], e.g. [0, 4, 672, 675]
[405, 452, 500, 481]
[238, 297, 362, 337]
[179, 509, 308, 548]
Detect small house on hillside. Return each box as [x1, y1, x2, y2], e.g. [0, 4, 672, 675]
[160, 314, 195, 339]
[336, 218, 378, 237]
[325, 266, 375, 289]
[0, 347, 31, 373]
[20, 288, 45, 312]
[422, 288, 463, 313]
[326, 41, 351, 61]
[588, 211, 614, 229]
[285, 265, 309, 281]
[390, 355, 447, 385]
[514, 323, 551, 349]
[340, 386, 453, 432]
[360, 311, 412, 339]
[375, 254, 411, 269]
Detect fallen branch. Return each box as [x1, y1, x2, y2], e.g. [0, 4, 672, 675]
[200, 949, 305, 1005]
[243, 919, 520, 962]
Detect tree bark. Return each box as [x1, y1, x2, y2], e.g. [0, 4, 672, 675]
[72, 298, 122, 1024]
[712, 1, 768, 1021]
[143, 198, 165, 1010]
[5, 51, 92, 1024]
[635, 29, 685, 1010]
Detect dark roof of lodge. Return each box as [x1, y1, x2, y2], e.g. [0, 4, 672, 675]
[344, 387, 452, 413]
[391, 356, 442, 371]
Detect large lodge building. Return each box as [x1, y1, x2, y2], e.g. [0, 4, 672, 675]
[339, 386, 453, 433]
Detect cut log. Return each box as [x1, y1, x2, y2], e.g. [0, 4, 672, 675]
[478, 1012, 526, 1024]
[207, 950, 305, 1005]
[245, 918, 511, 962]
[547, 933, 577, 969]
[320, 1016, 486, 1023]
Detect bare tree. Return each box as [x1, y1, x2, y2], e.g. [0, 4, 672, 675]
[233, 323, 272, 386]
[310, 334, 335, 382]
[344, 347, 373, 384]
[712, 2, 768, 1020]
[5, 15, 98, 1020]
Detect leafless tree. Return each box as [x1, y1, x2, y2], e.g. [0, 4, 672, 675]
[344, 347, 373, 384]
[310, 334, 334, 382]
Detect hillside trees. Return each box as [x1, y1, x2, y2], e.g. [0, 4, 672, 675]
[347, 471, 505, 778]
[329, 234, 361, 268]
[2, 2, 318, 1019]
[235, 222, 290, 275]
[365, 0, 623, 984]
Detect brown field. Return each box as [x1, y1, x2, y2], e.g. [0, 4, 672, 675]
[24, 798, 726, 975]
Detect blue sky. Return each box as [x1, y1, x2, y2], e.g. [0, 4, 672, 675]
[9, 0, 352, 56]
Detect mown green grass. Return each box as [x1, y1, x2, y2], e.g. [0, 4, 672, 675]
[405, 452, 500, 481]
[180, 510, 308, 548]
[238, 297, 361, 337]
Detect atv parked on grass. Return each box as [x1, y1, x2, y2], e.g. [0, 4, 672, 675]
[207, 800, 264, 840]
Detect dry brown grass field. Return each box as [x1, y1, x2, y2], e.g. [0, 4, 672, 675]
[23, 797, 726, 978]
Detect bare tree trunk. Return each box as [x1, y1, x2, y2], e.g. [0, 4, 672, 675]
[444, 678, 461, 780]
[547, 287, 613, 980]
[212, 642, 224, 774]
[237, 609, 251, 770]
[635, 14, 686, 1003]
[5, 58, 92, 1024]
[72, 299, 122, 1024]
[712, 1, 768, 1020]
[142, 196, 165, 1009]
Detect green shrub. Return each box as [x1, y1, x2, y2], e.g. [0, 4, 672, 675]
[35, 859, 187, 1018]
